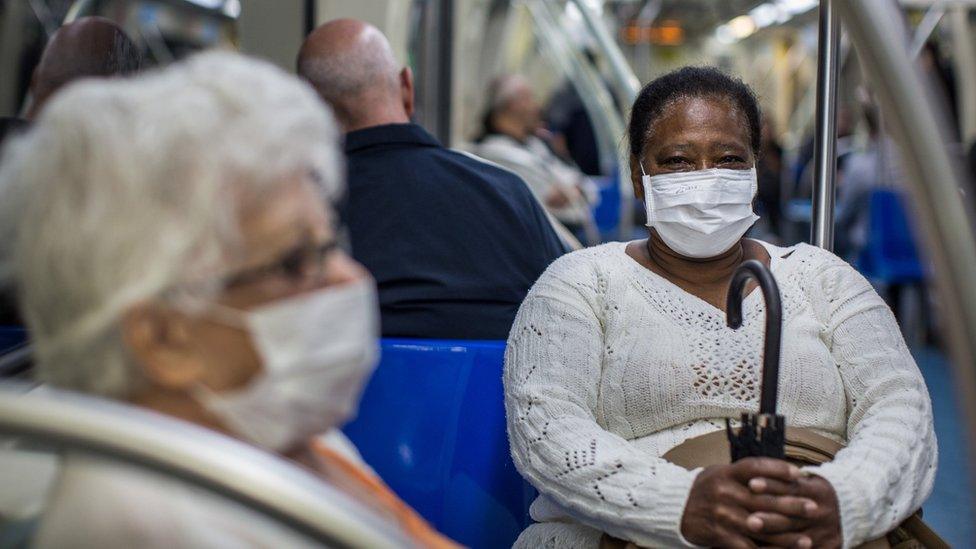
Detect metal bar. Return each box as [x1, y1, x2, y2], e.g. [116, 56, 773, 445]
[810, 0, 840, 250]
[304, 0, 317, 36]
[528, 0, 634, 241]
[436, 0, 454, 145]
[568, 0, 640, 107]
[565, 0, 642, 241]
[525, 0, 623, 175]
[838, 0, 976, 484]
[910, 0, 947, 58]
[0, 383, 409, 547]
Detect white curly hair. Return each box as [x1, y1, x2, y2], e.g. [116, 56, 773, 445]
[0, 51, 343, 397]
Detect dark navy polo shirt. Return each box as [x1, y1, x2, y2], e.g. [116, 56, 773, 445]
[342, 123, 568, 340]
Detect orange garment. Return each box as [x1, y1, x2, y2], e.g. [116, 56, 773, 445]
[310, 438, 462, 549]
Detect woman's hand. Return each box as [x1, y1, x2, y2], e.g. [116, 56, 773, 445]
[745, 474, 842, 549]
[545, 185, 579, 208]
[680, 458, 818, 549]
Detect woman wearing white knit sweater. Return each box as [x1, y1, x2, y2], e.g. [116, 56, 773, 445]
[504, 67, 936, 549]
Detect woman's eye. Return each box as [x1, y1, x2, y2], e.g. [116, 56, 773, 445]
[662, 157, 691, 166]
[279, 249, 308, 280]
[719, 155, 746, 164]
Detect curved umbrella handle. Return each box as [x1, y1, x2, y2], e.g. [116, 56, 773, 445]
[726, 259, 783, 417]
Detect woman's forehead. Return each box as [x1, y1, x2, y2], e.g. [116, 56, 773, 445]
[646, 95, 750, 149]
[236, 178, 332, 261]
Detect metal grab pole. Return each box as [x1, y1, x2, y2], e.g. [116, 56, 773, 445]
[811, 0, 840, 250]
[838, 0, 976, 488]
[568, 0, 640, 108]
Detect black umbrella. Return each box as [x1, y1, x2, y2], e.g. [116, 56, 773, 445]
[725, 259, 785, 461]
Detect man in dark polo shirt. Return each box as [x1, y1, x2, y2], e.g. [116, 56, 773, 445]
[297, 19, 568, 340]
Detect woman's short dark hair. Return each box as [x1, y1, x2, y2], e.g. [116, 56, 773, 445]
[628, 66, 762, 159]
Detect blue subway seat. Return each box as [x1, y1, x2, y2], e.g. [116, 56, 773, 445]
[857, 189, 925, 284]
[0, 326, 27, 355]
[343, 339, 534, 549]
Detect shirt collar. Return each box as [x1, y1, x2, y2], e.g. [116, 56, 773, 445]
[344, 123, 441, 153]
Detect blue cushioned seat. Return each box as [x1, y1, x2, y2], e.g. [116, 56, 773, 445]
[857, 189, 925, 284]
[0, 327, 27, 355]
[343, 339, 534, 549]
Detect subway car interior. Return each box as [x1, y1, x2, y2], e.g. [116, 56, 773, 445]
[1, 0, 975, 547]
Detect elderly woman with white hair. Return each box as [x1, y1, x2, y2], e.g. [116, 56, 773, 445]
[0, 52, 457, 549]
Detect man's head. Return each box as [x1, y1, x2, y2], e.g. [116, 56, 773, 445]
[484, 75, 542, 140]
[26, 16, 141, 119]
[297, 19, 413, 132]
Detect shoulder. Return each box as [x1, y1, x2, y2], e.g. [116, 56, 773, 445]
[530, 243, 624, 298]
[449, 148, 521, 180]
[448, 149, 542, 197]
[786, 242, 858, 277]
[780, 243, 876, 314]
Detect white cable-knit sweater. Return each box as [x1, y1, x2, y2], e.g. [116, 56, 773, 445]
[504, 241, 936, 548]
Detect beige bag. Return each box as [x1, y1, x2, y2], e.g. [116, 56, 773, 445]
[657, 428, 948, 549]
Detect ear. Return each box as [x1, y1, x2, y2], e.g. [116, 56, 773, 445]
[121, 303, 207, 391]
[399, 67, 415, 118]
[629, 155, 645, 202]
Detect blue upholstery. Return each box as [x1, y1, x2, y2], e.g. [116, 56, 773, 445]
[857, 189, 925, 284]
[0, 327, 27, 354]
[592, 170, 621, 236]
[343, 339, 535, 548]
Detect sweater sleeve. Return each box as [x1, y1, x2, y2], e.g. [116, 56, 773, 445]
[803, 257, 937, 548]
[504, 255, 700, 547]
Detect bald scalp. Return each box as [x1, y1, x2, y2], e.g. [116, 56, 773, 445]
[297, 19, 409, 130]
[29, 17, 141, 119]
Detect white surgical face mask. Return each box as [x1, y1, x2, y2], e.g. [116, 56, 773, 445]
[641, 166, 759, 258]
[193, 279, 379, 452]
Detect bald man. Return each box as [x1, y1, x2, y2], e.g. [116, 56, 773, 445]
[0, 17, 140, 326]
[26, 16, 141, 119]
[297, 20, 567, 340]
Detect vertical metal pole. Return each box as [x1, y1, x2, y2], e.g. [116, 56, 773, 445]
[568, 0, 640, 107]
[415, 0, 453, 145]
[839, 0, 976, 511]
[436, 0, 454, 146]
[304, 0, 317, 36]
[810, 0, 840, 250]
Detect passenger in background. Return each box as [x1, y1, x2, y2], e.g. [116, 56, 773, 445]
[24, 16, 141, 120]
[546, 84, 603, 176]
[0, 16, 141, 326]
[476, 74, 600, 243]
[0, 52, 456, 549]
[755, 116, 784, 241]
[834, 102, 902, 262]
[297, 19, 567, 340]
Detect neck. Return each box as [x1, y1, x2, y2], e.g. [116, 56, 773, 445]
[492, 115, 529, 142]
[130, 386, 228, 435]
[336, 98, 410, 133]
[342, 106, 410, 133]
[646, 230, 745, 287]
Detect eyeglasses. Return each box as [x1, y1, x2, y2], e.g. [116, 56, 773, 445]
[222, 239, 340, 290]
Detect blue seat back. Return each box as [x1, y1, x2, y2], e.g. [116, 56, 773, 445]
[0, 326, 27, 354]
[343, 339, 534, 548]
[592, 172, 621, 236]
[858, 189, 924, 283]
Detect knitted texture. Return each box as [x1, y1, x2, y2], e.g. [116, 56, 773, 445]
[504, 241, 936, 548]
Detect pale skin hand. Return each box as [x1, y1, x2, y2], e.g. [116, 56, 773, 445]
[680, 458, 821, 549]
[545, 184, 579, 208]
[745, 474, 843, 549]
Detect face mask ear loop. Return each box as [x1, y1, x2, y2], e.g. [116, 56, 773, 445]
[640, 161, 655, 227]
